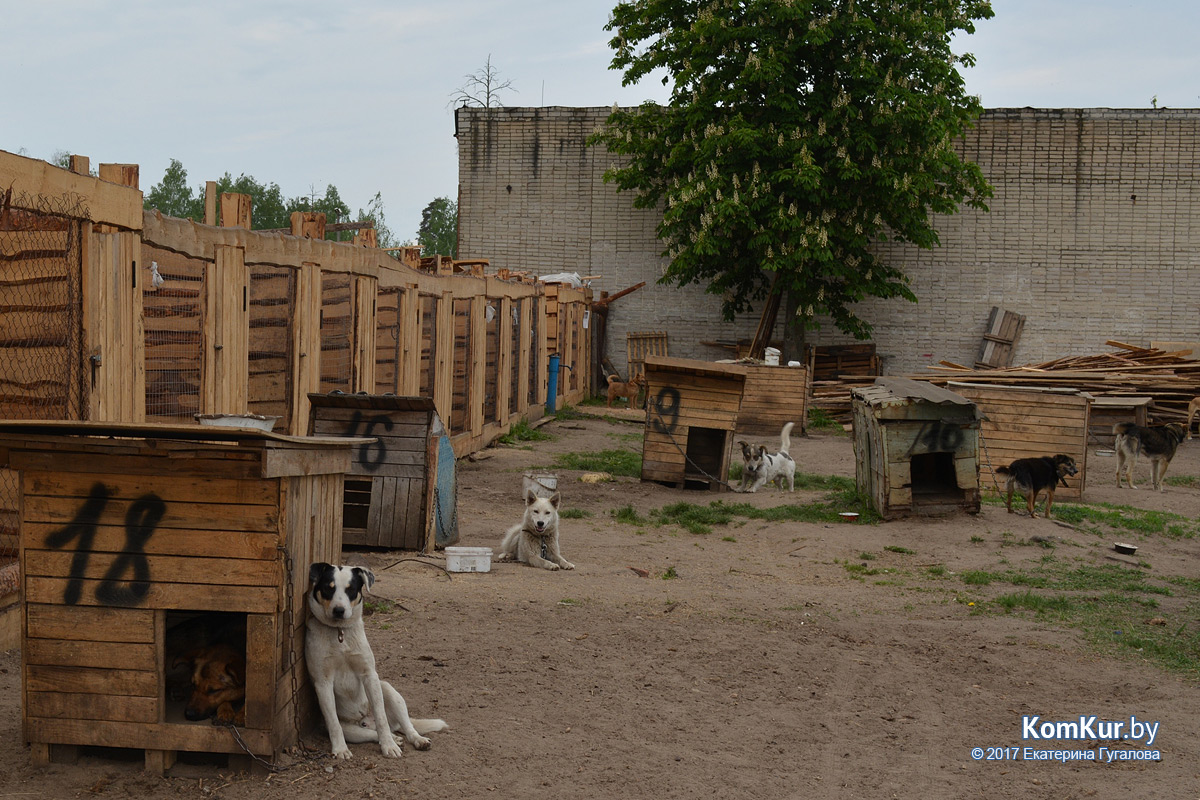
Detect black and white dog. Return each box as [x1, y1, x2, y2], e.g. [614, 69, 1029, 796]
[737, 421, 796, 492]
[306, 563, 447, 760]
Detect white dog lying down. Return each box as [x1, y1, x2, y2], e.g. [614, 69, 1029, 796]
[305, 562, 448, 759]
[496, 489, 575, 571]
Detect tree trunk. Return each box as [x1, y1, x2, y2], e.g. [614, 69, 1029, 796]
[781, 286, 807, 366]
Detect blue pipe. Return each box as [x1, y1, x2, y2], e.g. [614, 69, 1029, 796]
[546, 353, 560, 413]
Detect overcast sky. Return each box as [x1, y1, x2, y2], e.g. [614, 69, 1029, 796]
[3, 1, 1196, 242]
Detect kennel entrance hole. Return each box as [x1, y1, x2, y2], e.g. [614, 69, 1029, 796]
[164, 611, 248, 724]
[683, 426, 727, 490]
[909, 451, 960, 505]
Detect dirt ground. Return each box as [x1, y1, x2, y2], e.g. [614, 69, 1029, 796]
[1, 411, 1198, 799]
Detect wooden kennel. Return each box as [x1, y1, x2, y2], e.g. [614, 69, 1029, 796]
[852, 378, 982, 519]
[734, 362, 810, 439]
[641, 356, 746, 491]
[0, 421, 356, 772]
[946, 381, 1092, 500]
[307, 393, 452, 551]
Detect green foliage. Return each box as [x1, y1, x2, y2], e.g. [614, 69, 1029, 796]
[559, 508, 592, 519]
[496, 419, 552, 445]
[592, 0, 994, 341]
[144, 159, 202, 220]
[554, 448, 642, 477]
[1052, 502, 1199, 539]
[661, 565, 679, 580]
[612, 505, 648, 524]
[807, 408, 843, 432]
[884, 545, 915, 555]
[418, 196, 458, 257]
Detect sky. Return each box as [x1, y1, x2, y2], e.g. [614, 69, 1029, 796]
[3, 1, 1198, 242]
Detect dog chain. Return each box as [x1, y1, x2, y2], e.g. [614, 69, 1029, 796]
[278, 544, 324, 768]
[977, 429, 1004, 495]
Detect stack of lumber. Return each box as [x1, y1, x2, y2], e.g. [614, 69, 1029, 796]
[807, 343, 882, 422]
[912, 341, 1200, 424]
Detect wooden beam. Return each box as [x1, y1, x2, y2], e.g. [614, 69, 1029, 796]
[220, 193, 252, 229]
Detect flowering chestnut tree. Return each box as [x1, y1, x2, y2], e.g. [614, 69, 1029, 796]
[591, 0, 995, 353]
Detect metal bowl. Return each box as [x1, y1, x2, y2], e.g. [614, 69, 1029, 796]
[1113, 542, 1138, 556]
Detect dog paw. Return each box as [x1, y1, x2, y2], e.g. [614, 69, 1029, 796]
[560, 561, 576, 570]
[409, 735, 432, 751]
[544, 563, 560, 571]
[380, 738, 404, 758]
[334, 747, 353, 760]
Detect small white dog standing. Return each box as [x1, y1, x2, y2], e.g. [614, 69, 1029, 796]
[305, 562, 448, 759]
[496, 489, 575, 571]
[737, 421, 797, 492]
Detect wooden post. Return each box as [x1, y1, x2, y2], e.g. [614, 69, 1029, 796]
[469, 294, 486, 436]
[497, 296, 513, 424]
[352, 227, 378, 248]
[68, 155, 90, 175]
[98, 163, 139, 189]
[204, 246, 250, 414]
[220, 193, 252, 229]
[433, 291, 454, 425]
[399, 285, 420, 395]
[291, 263, 323, 435]
[205, 181, 217, 226]
[353, 276, 377, 392]
[533, 294, 548, 410]
[290, 211, 325, 239]
[517, 295, 532, 413]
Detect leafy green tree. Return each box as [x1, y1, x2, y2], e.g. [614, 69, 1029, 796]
[417, 197, 458, 257]
[591, 0, 994, 357]
[145, 159, 202, 219]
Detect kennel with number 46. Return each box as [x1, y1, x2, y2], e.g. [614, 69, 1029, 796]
[0, 422, 354, 772]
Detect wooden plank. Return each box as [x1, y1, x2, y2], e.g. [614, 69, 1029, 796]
[25, 716, 272, 755]
[26, 665, 157, 696]
[24, 471, 277, 506]
[28, 691, 157, 724]
[26, 638, 157, 670]
[25, 577, 278, 613]
[244, 614, 275, 730]
[24, 523, 278, 560]
[22, 494, 279, 532]
[25, 551, 279, 586]
[26, 604, 155, 642]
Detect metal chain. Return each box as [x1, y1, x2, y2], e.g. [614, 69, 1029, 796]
[977, 428, 1004, 495]
[279, 544, 323, 767]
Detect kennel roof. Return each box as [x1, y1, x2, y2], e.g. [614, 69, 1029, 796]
[851, 377, 982, 420]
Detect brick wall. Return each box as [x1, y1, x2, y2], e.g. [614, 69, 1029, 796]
[456, 106, 1200, 376]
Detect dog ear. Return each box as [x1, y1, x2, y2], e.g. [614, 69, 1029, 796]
[549, 491, 561, 509]
[525, 487, 539, 505]
[308, 562, 330, 586]
[352, 566, 376, 593]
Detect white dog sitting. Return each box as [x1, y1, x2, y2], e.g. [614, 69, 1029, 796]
[305, 562, 448, 759]
[496, 489, 575, 571]
[737, 421, 796, 492]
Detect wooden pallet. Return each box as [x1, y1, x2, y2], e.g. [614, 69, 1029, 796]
[975, 307, 1025, 368]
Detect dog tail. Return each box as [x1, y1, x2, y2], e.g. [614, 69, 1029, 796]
[413, 718, 449, 734]
[779, 421, 795, 456]
[1112, 422, 1135, 438]
[607, 374, 619, 386]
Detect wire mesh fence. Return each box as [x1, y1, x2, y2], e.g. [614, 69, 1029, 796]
[143, 245, 204, 420]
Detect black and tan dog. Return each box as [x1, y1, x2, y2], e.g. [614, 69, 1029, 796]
[1114, 421, 1187, 491]
[995, 454, 1078, 518]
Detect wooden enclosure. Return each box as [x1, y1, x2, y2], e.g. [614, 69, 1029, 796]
[852, 378, 982, 519]
[641, 356, 746, 491]
[946, 381, 1092, 500]
[307, 393, 445, 551]
[0, 149, 591, 460]
[734, 363, 810, 439]
[0, 421, 354, 770]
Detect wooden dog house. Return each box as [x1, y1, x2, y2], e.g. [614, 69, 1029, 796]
[641, 356, 746, 491]
[307, 393, 453, 551]
[852, 378, 982, 519]
[734, 363, 810, 439]
[946, 381, 1092, 499]
[0, 421, 356, 772]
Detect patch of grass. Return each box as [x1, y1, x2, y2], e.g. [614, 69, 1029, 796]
[551, 404, 587, 421]
[555, 448, 642, 477]
[884, 545, 915, 555]
[794, 472, 856, 491]
[721, 535, 737, 542]
[926, 565, 947, 577]
[495, 418, 552, 445]
[662, 566, 679, 580]
[960, 570, 994, 586]
[612, 505, 648, 525]
[557, 598, 582, 606]
[970, 535, 985, 544]
[363, 598, 394, 616]
[858, 552, 876, 561]
[559, 507, 592, 519]
[1165, 474, 1197, 488]
[1053, 502, 1199, 539]
[807, 407, 844, 432]
[652, 501, 735, 534]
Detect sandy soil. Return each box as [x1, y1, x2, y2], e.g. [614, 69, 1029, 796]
[1, 411, 1198, 799]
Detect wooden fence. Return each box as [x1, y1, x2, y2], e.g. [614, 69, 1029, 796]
[0, 150, 593, 553]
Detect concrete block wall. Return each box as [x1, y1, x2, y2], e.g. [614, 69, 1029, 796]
[456, 106, 1200, 376]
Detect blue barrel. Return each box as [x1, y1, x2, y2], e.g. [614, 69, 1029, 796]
[546, 353, 560, 413]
